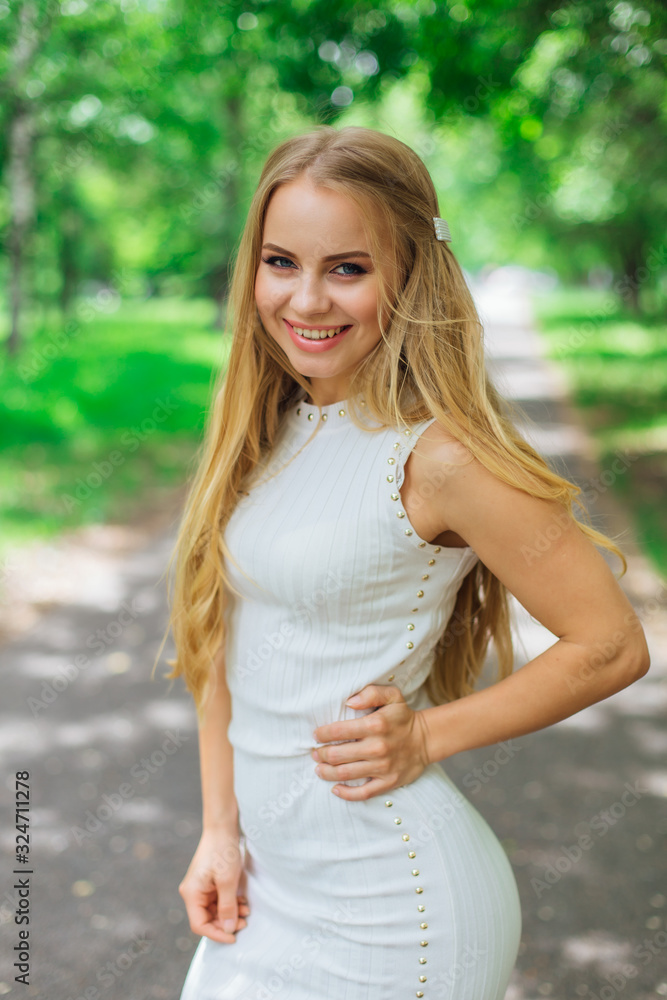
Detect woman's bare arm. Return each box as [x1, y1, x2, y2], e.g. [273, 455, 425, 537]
[179, 646, 248, 943]
[417, 449, 650, 763]
[198, 647, 239, 832]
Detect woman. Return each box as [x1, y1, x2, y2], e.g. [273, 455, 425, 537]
[161, 125, 649, 999]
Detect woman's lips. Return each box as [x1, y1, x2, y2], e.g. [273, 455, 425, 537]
[283, 319, 352, 352]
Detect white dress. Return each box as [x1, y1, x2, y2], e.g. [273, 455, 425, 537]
[179, 390, 522, 1000]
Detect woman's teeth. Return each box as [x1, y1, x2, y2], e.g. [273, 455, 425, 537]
[292, 325, 347, 340]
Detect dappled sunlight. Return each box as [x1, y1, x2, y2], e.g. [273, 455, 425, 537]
[551, 704, 614, 733]
[558, 767, 624, 793]
[113, 800, 169, 825]
[604, 676, 667, 717]
[141, 697, 196, 731]
[637, 770, 667, 799]
[517, 420, 594, 459]
[492, 362, 569, 402]
[48, 714, 134, 749]
[561, 929, 634, 970]
[0, 717, 49, 758]
[625, 721, 667, 756]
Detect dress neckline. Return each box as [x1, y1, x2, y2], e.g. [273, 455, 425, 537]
[286, 387, 367, 427]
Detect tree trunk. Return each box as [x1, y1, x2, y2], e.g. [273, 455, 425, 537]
[7, 105, 35, 356]
[5, 0, 44, 356]
[209, 264, 229, 329]
[618, 245, 644, 316]
[59, 203, 78, 321]
[208, 91, 243, 330]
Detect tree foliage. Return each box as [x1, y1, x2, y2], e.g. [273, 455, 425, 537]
[0, 0, 665, 352]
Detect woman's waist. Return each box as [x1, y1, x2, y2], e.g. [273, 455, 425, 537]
[226, 677, 436, 759]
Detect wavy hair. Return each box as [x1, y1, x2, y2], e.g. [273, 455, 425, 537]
[154, 125, 625, 716]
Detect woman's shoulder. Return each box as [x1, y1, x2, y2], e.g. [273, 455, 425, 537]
[415, 418, 475, 470]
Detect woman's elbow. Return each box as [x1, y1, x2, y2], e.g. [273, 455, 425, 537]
[621, 633, 651, 685]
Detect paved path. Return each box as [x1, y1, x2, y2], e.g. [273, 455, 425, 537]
[2, 274, 666, 999]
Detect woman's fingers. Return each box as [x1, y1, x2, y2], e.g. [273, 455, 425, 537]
[316, 758, 376, 782]
[179, 832, 249, 944]
[217, 892, 239, 934]
[180, 877, 251, 944]
[181, 885, 239, 944]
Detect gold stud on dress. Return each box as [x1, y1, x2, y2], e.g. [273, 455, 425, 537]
[383, 794, 433, 984]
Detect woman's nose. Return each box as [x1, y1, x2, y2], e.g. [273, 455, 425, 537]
[289, 274, 332, 315]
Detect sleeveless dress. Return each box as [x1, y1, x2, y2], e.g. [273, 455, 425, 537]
[179, 390, 522, 1000]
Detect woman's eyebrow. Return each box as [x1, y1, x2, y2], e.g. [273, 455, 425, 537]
[262, 243, 372, 262]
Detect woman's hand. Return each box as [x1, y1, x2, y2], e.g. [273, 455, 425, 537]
[179, 827, 250, 943]
[311, 684, 431, 801]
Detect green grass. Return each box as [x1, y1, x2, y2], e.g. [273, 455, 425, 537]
[0, 297, 228, 563]
[531, 285, 667, 578]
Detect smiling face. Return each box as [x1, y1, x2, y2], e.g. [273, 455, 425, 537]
[254, 175, 386, 406]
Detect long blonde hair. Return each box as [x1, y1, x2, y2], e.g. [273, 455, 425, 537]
[154, 124, 625, 716]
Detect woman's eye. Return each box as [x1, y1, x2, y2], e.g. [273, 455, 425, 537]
[261, 257, 366, 276]
[262, 256, 295, 269]
[333, 263, 367, 276]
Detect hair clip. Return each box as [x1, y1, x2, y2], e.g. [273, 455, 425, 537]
[433, 217, 452, 242]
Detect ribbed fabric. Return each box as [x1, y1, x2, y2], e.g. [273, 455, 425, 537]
[179, 391, 521, 1000]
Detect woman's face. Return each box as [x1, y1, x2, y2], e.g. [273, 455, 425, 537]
[254, 175, 385, 406]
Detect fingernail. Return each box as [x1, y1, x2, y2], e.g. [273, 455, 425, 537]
[346, 696, 360, 706]
[223, 919, 235, 933]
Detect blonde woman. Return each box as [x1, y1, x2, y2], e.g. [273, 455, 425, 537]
[163, 126, 649, 999]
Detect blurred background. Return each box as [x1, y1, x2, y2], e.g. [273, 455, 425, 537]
[1, 0, 666, 572]
[1, 1, 667, 998]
